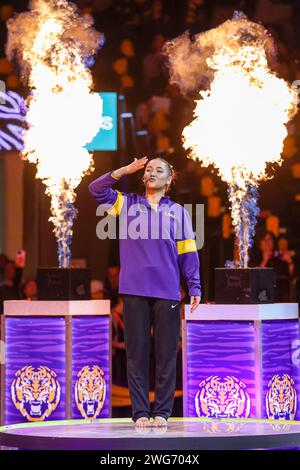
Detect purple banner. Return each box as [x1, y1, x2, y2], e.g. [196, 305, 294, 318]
[262, 319, 300, 420]
[72, 316, 110, 419]
[5, 317, 66, 425]
[184, 321, 256, 418]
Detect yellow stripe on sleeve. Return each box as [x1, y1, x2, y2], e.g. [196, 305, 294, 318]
[177, 239, 197, 255]
[107, 190, 124, 216]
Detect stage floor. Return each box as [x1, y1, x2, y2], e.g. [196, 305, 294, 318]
[1, 418, 300, 450]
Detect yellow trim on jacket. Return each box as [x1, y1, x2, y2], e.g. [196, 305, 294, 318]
[177, 239, 197, 255]
[107, 190, 124, 216]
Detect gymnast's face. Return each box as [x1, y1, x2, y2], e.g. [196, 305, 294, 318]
[143, 159, 171, 192]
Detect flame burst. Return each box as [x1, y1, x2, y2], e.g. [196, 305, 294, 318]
[6, 0, 103, 267]
[165, 11, 298, 267]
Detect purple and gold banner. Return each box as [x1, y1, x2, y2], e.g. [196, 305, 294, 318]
[262, 319, 300, 420]
[184, 321, 256, 418]
[5, 317, 66, 425]
[72, 316, 110, 419]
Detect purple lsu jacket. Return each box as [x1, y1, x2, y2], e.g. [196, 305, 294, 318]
[89, 170, 201, 302]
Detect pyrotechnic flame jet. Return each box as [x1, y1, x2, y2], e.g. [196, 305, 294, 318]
[6, 0, 104, 267]
[164, 11, 298, 267]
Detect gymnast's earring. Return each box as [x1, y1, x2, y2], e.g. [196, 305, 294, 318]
[166, 177, 172, 191]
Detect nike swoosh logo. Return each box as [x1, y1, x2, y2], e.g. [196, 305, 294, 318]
[171, 303, 179, 309]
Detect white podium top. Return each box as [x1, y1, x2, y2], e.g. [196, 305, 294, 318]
[184, 303, 299, 321]
[3, 300, 111, 317]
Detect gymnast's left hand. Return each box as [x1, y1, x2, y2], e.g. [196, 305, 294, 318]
[190, 295, 201, 312]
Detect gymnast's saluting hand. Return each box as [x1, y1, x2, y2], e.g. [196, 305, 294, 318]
[111, 156, 148, 180]
[125, 156, 148, 175]
[190, 295, 201, 312]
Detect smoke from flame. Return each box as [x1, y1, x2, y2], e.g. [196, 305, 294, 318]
[164, 13, 298, 267]
[6, 0, 103, 267]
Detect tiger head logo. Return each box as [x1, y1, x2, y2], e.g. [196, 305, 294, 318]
[266, 374, 297, 420]
[11, 365, 61, 422]
[75, 365, 106, 419]
[195, 375, 251, 418]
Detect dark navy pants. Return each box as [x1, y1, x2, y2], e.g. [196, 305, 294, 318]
[122, 294, 181, 422]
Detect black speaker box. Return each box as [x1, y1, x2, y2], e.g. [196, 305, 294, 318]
[215, 267, 276, 304]
[37, 268, 91, 301]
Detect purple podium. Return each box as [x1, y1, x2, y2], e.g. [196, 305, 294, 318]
[0, 300, 111, 425]
[182, 303, 300, 421]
